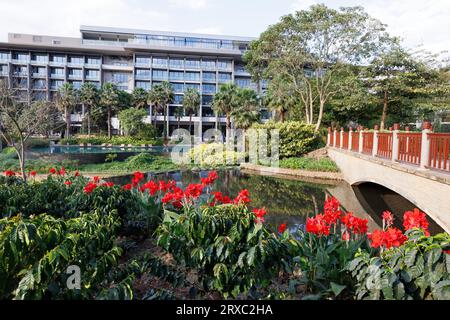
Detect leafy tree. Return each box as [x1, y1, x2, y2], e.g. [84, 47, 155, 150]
[244, 4, 388, 133]
[0, 81, 61, 181]
[264, 75, 299, 122]
[158, 81, 174, 139]
[212, 83, 239, 141]
[231, 88, 260, 131]
[147, 85, 162, 127]
[79, 82, 98, 136]
[132, 88, 148, 109]
[100, 83, 120, 139]
[56, 83, 78, 138]
[118, 107, 147, 136]
[173, 106, 184, 130]
[182, 87, 200, 134]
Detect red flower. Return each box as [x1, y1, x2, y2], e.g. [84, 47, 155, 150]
[185, 183, 203, 199]
[123, 184, 132, 191]
[133, 171, 144, 183]
[382, 211, 394, 228]
[30, 171, 37, 177]
[234, 189, 251, 205]
[93, 176, 101, 183]
[403, 208, 429, 235]
[102, 182, 115, 188]
[324, 197, 340, 213]
[162, 187, 185, 209]
[278, 223, 287, 234]
[341, 212, 368, 235]
[342, 231, 350, 241]
[49, 168, 57, 175]
[59, 167, 66, 176]
[209, 191, 232, 206]
[201, 171, 219, 186]
[367, 229, 385, 248]
[159, 180, 171, 192]
[74, 171, 80, 177]
[444, 250, 450, 255]
[4, 170, 15, 177]
[83, 182, 97, 194]
[368, 228, 407, 249]
[253, 208, 267, 223]
[64, 180, 72, 186]
[141, 180, 159, 195]
[306, 214, 330, 236]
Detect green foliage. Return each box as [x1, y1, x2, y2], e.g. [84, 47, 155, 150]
[189, 143, 245, 168]
[136, 124, 158, 141]
[252, 121, 324, 158]
[118, 107, 147, 136]
[156, 204, 291, 298]
[105, 153, 118, 162]
[347, 229, 450, 300]
[60, 135, 163, 146]
[2, 147, 16, 155]
[277, 157, 339, 172]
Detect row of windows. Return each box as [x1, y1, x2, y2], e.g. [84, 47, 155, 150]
[132, 34, 238, 51]
[0, 51, 102, 65]
[135, 56, 233, 70]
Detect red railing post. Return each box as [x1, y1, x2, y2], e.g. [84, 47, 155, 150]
[392, 123, 400, 162]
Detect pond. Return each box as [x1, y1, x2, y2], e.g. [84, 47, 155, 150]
[30, 145, 179, 154]
[106, 169, 381, 234]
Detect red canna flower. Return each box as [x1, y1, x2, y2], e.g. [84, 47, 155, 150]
[59, 167, 66, 176]
[253, 208, 267, 223]
[30, 171, 37, 177]
[184, 183, 203, 199]
[74, 171, 80, 177]
[49, 168, 57, 175]
[93, 176, 100, 183]
[4, 170, 15, 177]
[278, 223, 287, 234]
[123, 184, 132, 191]
[368, 228, 407, 249]
[234, 189, 251, 205]
[342, 231, 350, 241]
[83, 182, 97, 194]
[141, 180, 159, 195]
[342, 212, 368, 235]
[367, 230, 384, 249]
[306, 214, 330, 236]
[133, 171, 144, 184]
[102, 182, 115, 188]
[201, 171, 219, 186]
[382, 211, 394, 228]
[64, 180, 72, 186]
[403, 208, 429, 236]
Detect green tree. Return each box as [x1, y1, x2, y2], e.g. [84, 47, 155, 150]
[212, 83, 239, 141]
[244, 4, 388, 133]
[264, 75, 299, 122]
[182, 87, 200, 135]
[56, 83, 78, 138]
[231, 88, 260, 131]
[79, 82, 98, 136]
[173, 106, 184, 131]
[132, 87, 148, 109]
[158, 81, 174, 139]
[147, 84, 162, 128]
[100, 83, 120, 139]
[118, 107, 147, 136]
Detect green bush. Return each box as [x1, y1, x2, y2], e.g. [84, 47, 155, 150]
[136, 124, 158, 140]
[1, 147, 16, 155]
[278, 157, 340, 172]
[59, 135, 163, 146]
[189, 143, 245, 168]
[24, 138, 50, 149]
[156, 204, 291, 298]
[251, 121, 324, 158]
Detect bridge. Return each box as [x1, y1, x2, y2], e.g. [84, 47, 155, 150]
[327, 122, 450, 233]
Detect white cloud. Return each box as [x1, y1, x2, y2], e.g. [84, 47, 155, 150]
[168, 0, 209, 9]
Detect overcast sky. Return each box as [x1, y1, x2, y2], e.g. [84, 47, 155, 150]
[0, 0, 448, 53]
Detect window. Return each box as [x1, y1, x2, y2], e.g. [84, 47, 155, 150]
[86, 70, 99, 79]
[152, 69, 168, 80]
[86, 56, 101, 65]
[0, 65, 8, 74]
[169, 71, 184, 81]
[69, 69, 82, 77]
[185, 83, 200, 91]
[170, 82, 184, 92]
[0, 52, 9, 61]
[70, 81, 82, 89]
[33, 79, 46, 89]
[173, 94, 183, 104]
[218, 72, 232, 83]
[14, 66, 28, 76]
[32, 54, 48, 63]
[202, 84, 216, 94]
[136, 69, 151, 79]
[51, 80, 64, 90]
[69, 56, 84, 64]
[185, 59, 200, 69]
[202, 72, 216, 82]
[112, 73, 129, 83]
[217, 60, 232, 70]
[202, 95, 213, 105]
[34, 91, 47, 101]
[185, 71, 200, 81]
[235, 78, 251, 88]
[136, 81, 150, 90]
[14, 53, 29, 62]
[136, 56, 151, 65]
[169, 58, 184, 69]
[201, 59, 216, 70]
[51, 68, 64, 76]
[152, 57, 167, 68]
[51, 55, 65, 64]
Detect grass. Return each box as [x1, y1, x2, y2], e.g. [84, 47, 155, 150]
[273, 157, 340, 172]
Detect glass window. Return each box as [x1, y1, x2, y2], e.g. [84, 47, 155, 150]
[14, 66, 28, 75]
[136, 69, 151, 78]
[169, 58, 184, 69]
[152, 57, 167, 68]
[86, 56, 101, 65]
[218, 72, 232, 83]
[34, 91, 47, 101]
[14, 53, 29, 62]
[174, 94, 183, 104]
[202, 72, 216, 82]
[33, 79, 46, 89]
[170, 82, 184, 92]
[152, 69, 168, 80]
[32, 54, 48, 62]
[113, 73, 129, 83]
[185, 83, 200, 91]
[169, 71, 184, 81]
[51, 68, 64, 76]
[135, 56, 151, 65]
[86, 70, 99, 78]
[70, 81, 82, 89]
[69, 56, 84, 64]
[51, 80, 64, 89]
[185, 59, 200, 69]
[185, 71, 200, 82]
[217, 60, 232, 70]
[0, 51, 10, 61]
[201, 59, 216, 70]
[235, 78, 251, 88]
[202, 84, 216, 94]
[202, 95, 213, 105]
[51, 55, 65, 63]
[136, 81, 150, 90]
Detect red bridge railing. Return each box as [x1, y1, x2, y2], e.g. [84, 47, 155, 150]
[428, 133, 450, 172]
[327, 122, 450, 175]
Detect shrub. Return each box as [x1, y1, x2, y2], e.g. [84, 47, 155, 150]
[251, 121, 324, 158]
[189, 143, 245, 168]
[1, 147, 16, 155]
[278, 157, 340, 172]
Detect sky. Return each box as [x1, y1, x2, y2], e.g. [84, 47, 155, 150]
[0, 0, 448, 53]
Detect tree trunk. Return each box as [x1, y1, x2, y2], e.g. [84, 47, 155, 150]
[189, 114, 192, 136]
[87, 108, 91, 136]
[65, 107, 71, 138]
[163, 105, 167, 139]
[107, 107, 112, 139]
[314, 100, 325, 134]
[226, 113, 231, 144]
[380, 90, 388, 131]
[280, 110, 285, 123]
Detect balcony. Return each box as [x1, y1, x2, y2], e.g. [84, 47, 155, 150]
[135, 74, 151, 80]
[13, 72, 28, 77]
[30, 60, 49, 66]
[68, 74, 82, 80]
[85, 75, 99, 80]
[32, 72, 47, 78]
[50, 73, 65, 79]
[11, 59, 30, 64]
[49, 61, 66, 67]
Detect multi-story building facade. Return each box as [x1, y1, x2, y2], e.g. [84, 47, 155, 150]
[0, 26, 269, 138]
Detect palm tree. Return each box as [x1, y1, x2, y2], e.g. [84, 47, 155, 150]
[56, 83, 78, 138]
[159, 81, 174, 139]
[79, 82, 98, 136]
[232, 88, 260, 132]
[265, 79, 297, 122]
[147, 85, 163, 128]
[182, 87, 201, 136]
[212, 83, 239, 142]
[132, 87, 148, 109]
[100, 83, 120, 139]
[173, 106, 184, 131]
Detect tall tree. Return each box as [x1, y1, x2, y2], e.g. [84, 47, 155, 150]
[56, 83, 77, 138]
[173, 106, 184, 131]
[265, 75, 299, 122]
[0, 81, 61, 181]
[244, 4, 389, 133]
[118, 107, 147, 136]
[79, 82, 98, 136]
[182, 87, 200, 135]
[158, 81, 174, 139]
[132, 87, 148, 109]
[100, 83, 120, 139]
[147, 85, 162, 128]
[231, 88, 260, 131]
[212, 83, 239, 141]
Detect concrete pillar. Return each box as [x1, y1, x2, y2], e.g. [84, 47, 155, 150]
[327, 127, 331, 146]
[372, 125, 379, 157]
[348, 127, 353, 151]
[333, 129, 337, 147]
[392, 123, 400, 162]
[340, 128, 344, 149]
[358, 127, 364, 154]
[420, 121, 432, 169]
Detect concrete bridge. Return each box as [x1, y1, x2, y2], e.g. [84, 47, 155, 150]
[327, 122, 450, 233]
